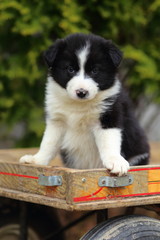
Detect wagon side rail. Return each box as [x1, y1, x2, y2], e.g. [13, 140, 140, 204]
[0, 153, 160, 211]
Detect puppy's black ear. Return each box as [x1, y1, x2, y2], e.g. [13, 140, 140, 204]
[107, 41, 123, 68]
[43, 39, 64, 68]
[43, 45, 58, 68]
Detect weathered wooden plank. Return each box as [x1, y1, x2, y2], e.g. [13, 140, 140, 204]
[1, 187, 160, 211]
[0, 148, 160, 211]
[148, 169, 160, 193]
[71, 195, 160, 211]
[1, 160, 160, 207]
[67, 166, 160, 205]
[0, 187, 71, 211]
[0, 161, 67, 200]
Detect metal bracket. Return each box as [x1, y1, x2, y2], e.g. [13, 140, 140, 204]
[98, 174, 133, 188]
[38, 175, 62, 186]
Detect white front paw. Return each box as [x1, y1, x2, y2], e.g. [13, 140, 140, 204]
[20, 151, 52, 165]
[19, 155, 38, 164]
[104, 155, 130, 176]
[19, 154, 47, 165]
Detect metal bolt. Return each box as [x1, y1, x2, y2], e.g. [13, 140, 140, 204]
[113, 178, 117, 187]
[102, 180, 106, 185]
[58, 178, 61, 184]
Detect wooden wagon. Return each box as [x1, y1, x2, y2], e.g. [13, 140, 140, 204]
[0, 144, 160, 239]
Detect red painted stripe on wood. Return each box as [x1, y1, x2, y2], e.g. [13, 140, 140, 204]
[148, 182, 160, 185]
[129, 167, 160, 172]
[74, 191, 160, 202]
[73, 187, 104, 202]
[0, 172, 38, 179]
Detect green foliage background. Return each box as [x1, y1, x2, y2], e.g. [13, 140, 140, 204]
[0, 0, 160, 147]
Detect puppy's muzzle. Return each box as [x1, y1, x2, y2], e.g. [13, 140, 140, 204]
[76, 88, 89, 99]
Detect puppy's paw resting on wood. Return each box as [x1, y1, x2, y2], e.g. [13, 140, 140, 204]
[20, 152, 49, 165]
[103, 155, 130, 176]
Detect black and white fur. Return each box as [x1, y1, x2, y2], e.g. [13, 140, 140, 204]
[20, 33, 149, 176]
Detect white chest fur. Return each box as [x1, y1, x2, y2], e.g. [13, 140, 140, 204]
[60, 109, 102, 169]
[45, 77, 120, 169]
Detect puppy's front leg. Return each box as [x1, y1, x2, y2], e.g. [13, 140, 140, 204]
[94, 127, 129, 176]
[20, 120, 65, 165]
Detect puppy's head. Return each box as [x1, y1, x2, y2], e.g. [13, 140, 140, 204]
[44, 33, 122, 101]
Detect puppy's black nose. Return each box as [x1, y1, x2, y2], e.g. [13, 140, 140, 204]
[76, 88, 89, 99]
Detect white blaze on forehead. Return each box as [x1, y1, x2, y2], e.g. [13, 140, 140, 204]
[66, 42, 99, 101]
[76, 43, 90, 73]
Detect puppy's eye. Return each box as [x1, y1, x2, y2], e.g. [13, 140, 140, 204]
[91, 67, 99, 75]
[67, 66, 75, 74]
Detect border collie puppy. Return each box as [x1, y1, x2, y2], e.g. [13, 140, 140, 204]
[20, 33, 149, 176]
